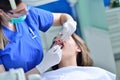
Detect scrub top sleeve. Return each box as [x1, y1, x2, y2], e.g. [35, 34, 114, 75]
[30, 7, 54, 32]
[38, 9, 54, 32]
[0, 51, 2, 64]
[0, 58, 2, 64]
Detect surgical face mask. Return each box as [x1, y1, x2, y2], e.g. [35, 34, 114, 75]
[10, 15, 27, 23]
[8, 0, 27, 23]
[3, 10, 27, 24]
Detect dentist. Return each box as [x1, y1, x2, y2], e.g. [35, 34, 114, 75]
[0, 0, 76, 78]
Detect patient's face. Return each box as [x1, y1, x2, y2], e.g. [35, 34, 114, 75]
[53, 35, 79, 60]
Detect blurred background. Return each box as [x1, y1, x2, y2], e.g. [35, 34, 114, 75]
[23, 0, 120, 79]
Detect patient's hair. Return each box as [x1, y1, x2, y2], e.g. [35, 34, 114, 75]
[0, 0, 22, 50]
[52, 33, 93, 70]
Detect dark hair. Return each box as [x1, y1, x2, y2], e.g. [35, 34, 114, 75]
[0, 0, 22, 50]
[0, 0, 22, 10]
[52, 33, 93, 70]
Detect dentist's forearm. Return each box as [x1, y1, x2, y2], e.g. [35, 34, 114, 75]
[52, 13, 74, 26]
[25, 68, 40, 80]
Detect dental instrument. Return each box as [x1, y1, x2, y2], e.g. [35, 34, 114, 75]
[9, 0, 17, 9]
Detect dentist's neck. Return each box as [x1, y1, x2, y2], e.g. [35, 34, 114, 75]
[2, 21, 16, 31]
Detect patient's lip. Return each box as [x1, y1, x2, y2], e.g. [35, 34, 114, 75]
[54, 39, 62, 45]
[61, 43, 64, 49]
[54, 40, 64, 49]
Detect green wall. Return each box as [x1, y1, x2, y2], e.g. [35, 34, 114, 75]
[77, 0, 108, 38]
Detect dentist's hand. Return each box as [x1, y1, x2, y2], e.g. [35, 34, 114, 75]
[36, 45, 62, 74]
[61, 19, 77, 41]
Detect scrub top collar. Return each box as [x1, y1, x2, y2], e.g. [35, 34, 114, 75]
[2, 24, 22, 42]
[1, 6, 30, 43]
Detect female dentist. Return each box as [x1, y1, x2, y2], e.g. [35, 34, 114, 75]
[0, 0, 76, 78]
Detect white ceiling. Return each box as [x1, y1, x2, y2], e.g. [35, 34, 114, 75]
[22, 0, 58, 6]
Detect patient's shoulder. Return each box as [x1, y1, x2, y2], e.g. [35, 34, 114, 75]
[41, 66, 116, 80]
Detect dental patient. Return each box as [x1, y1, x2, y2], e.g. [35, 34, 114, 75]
[40, 33, 116, 80]
[0, 33, 116, 80]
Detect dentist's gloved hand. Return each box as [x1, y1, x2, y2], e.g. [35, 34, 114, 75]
[61, 19, 77, 41]
[36, 45, 62, 74]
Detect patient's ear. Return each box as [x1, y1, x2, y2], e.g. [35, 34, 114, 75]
[76, 46, 81, 53]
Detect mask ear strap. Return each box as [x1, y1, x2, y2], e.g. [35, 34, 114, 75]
[9, 0, 17, 9]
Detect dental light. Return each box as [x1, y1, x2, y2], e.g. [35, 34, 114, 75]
[22, 0, 58, 6]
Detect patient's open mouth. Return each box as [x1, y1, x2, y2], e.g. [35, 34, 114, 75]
[52, 38, 64, 49]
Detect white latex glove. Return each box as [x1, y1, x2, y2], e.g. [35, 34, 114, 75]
[36, 45, 62, 74]
[61, 19, 77, 41]
[0, 68, 26, 80]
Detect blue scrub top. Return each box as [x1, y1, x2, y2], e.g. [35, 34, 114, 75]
[0, 6, 53, 72]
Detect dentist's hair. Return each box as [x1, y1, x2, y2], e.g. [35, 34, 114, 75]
[52, 33, 93, 70]
[0, 0, 22, 50]
[0, 0, 22, 10]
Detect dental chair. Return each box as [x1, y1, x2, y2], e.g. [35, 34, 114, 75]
[0, 68, 41, 80]
[0, 68, 26, 80]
